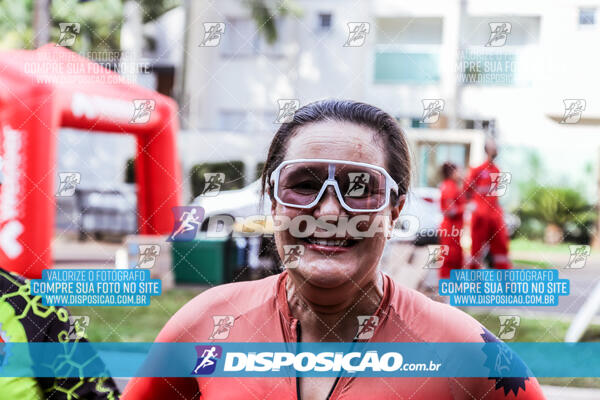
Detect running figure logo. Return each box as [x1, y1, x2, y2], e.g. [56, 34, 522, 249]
[424, 245, 449, 269]
[344, 23, 370, 47]
[67, 315, 90, 340]
[201, 173, 225, 196]
[498, 315, 520, 340]
[345, 172, 370, 197]
[209, 316, 235, 340]
[200, 23, 225, 47]
[494, 342, 514, 375]
[560, 99, 586, 124]
[485, 22, 512, 47]
[192, 345, 223, 375]
[130, 100, 156, 124]
[57, 22, 80, 47]
[355, 316, 379, 340]
[56, 172, 81, 197]
[283, 245, 305, 269]
[487, 172, 512, 197]
[137, 244, 160, 268]
[565, 245, 591, 269]
[168, 206, 204, 242]
[275, 99, 300, 123]
[420, 99, 445, 124]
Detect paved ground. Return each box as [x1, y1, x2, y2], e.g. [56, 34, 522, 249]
[53, 238, 600, 399]
[53, 235, 121, 267]
[381, 242, 600, 319]
[542, 385, 600, 400]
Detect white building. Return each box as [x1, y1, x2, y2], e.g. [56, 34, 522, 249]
[143, 0, 600, 200]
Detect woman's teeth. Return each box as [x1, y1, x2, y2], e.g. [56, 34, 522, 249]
[304, 238, 355, 247]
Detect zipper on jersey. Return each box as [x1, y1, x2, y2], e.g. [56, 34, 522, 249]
[295, 320, 302, 400]
[294, 320, 342, 400]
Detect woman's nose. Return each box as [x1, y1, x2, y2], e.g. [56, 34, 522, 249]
[314, 186, 345, 216]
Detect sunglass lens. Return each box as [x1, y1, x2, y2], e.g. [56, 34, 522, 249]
[277, 163, 328, 206]
[336, 165, 386, 210]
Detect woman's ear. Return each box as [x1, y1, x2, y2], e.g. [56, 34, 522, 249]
[268, 187, 277, 215]
[391, 194, 406, 221]
[386, 194, 405, 240]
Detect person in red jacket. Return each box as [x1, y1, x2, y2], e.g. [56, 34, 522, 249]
[464, 138, 512, 270]
[439, 162, 465, 279]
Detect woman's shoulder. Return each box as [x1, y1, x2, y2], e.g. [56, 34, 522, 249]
[155, 273, 282, 342]
[387, 278, 488, 342]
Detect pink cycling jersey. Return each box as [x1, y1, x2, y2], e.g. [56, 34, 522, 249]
[123, 271, 545, 399]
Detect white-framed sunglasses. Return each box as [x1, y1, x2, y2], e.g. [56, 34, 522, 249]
[269, 159, 401, 213]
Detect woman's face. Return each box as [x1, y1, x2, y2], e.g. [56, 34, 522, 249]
[272, 120, 403, 290]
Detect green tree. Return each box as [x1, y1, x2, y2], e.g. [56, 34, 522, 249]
[0, 0, 298, 51]
[247, 0, 301, 44]
[518, 186, 596, 243]
[0, 0, 34, 49]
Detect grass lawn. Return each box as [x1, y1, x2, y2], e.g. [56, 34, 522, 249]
[511, 259, 554, 269]
[510, 238, 572, 254]
[69, 287, 203, 342]
[468, 312, 600, 342]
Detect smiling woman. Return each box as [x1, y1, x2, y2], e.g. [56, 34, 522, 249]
[122, 100, 545, 400]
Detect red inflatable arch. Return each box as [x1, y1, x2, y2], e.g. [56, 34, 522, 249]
[0, 45, 182, 278]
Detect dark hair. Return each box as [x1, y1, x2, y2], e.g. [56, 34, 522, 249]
[441, 162, 457, 180]
[260, 99, 411, 206]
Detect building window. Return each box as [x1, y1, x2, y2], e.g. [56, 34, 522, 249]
[459, 52, 517, 86]
[374, 51, 440, 84]
[318, 13, 332, 31]
[461, 119, 496, 134]
[579, 8, 596, 26]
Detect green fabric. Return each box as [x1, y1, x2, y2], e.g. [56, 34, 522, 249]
[0, 269, 119, 399]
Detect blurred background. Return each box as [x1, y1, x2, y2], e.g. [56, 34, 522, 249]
[1, 0, 598, 244]
[2, 1, 600, 396]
